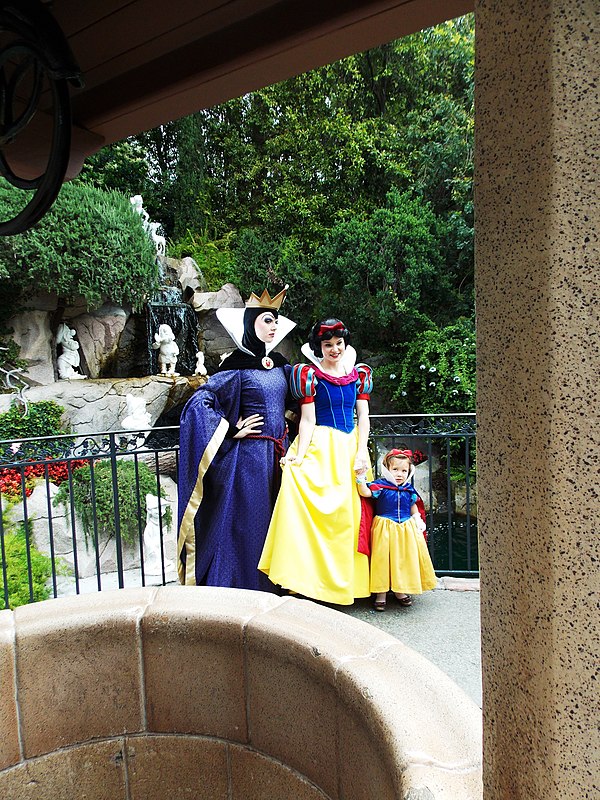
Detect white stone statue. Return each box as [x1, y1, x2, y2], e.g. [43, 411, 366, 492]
[130, 194, 150, 227]
[130, 195, 166, 256]
[143, 493, 173, 575]
[121, 393, 152, 430]
[56, 323, 86, 380]
[147, 221, 166, 256]
[194, 350, 207, 376]
[152, 324, 179, 376]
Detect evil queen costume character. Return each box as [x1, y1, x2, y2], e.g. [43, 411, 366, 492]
[258, 319, 373, 605]
[177, 287, 295, 590]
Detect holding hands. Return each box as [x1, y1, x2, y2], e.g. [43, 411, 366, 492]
[355, 466, 368, 486]
[280, 453, 303, 468]
[353, 449, 369, 474]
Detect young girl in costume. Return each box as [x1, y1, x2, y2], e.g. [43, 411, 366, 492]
[177, 287, 296, 591]
[357, 448, 437, 611]
[258, 318, 372, 605]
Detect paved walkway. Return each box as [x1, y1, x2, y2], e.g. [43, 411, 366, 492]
[337, 578, 482, 707]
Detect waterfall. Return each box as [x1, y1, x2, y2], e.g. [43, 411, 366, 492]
[147, 288, 199, 376]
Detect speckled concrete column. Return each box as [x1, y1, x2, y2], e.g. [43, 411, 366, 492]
[474, 2, 599, 798]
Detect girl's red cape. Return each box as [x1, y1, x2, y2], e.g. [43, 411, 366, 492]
[357, 487, 427, 557]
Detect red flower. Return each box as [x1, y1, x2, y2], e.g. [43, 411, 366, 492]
[412, 450, 426, 465]
[0, 458, 89, 497]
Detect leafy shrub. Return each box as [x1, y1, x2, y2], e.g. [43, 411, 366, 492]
[169, 227, 235, 291]
[0, 180, 160, 313]
[0, 400, 73, 464]
[376, 317, 476, 413]
[0, 400, 65, 441]
[54, 459, 171, 545]
[0, 515, 53, 609]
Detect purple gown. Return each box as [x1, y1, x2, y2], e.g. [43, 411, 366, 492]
[177, 365, 290, 591]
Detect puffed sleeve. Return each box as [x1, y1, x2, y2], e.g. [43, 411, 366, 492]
[290, 363, 318, 405]
[356, 363, 373, 400]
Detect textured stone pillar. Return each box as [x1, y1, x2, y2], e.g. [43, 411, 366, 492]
[474, 2, 599, 798]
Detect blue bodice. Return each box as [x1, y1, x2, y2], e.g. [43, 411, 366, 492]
[369, 480, 418, 523]
[314, 378, 357, 433]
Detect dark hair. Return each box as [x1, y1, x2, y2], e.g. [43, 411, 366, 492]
[308, 318, 350, 357]
[242, 306, 278, 357]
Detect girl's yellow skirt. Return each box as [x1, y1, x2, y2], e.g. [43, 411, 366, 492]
[258, 424, 370, 605]
[370, 515, 438, 595]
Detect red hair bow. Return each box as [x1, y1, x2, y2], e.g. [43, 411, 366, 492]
[318, 321, 345, 337]
[389, 448, 413, 458]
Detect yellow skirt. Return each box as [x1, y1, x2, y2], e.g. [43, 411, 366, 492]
[258, 425, 370, 605]
[370, 516, 438, 595]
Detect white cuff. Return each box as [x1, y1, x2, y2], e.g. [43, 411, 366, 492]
[411, 512, 426, 533]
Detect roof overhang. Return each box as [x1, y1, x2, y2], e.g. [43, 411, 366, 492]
[9, 0, 472, 179]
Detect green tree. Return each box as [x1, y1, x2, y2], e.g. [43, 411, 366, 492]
[0, 181, 160, 313]
[310, 189, 450, 350]
[76, 139, 151, 199]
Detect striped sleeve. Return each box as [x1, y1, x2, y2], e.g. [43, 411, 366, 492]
[290, 363, 317, 404]
[356, 363, 373, 400]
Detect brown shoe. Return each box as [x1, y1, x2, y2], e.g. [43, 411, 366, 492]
[394, 594, 413, 607]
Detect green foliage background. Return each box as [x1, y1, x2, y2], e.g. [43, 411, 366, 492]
[0, 400, 72, 461]
[0, 180, 159, 312]
[80, 16, 475, 412]
[0, 400, 65, 440]
[1, 16, 475, 414]
[0, 515, 53, 609]
[54, 460, 171, 545]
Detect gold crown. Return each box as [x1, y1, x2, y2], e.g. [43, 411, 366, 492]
[245, 284, 288, 310]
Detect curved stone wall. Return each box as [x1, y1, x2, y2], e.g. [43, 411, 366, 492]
[0, 586, 482, 799]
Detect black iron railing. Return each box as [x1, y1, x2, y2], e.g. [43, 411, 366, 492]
[0, 414, 477, 609]
[369, 414, 477, 577]
[0, 426, 179, 609]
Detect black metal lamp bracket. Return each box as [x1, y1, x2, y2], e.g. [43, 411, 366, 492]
[0, 0, 83, 235]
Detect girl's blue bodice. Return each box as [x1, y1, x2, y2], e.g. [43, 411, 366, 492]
[369, 480, 418, 523]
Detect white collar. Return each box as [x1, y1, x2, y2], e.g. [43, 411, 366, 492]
[300, 342, 357, 372]
[216, 308, 296, 355]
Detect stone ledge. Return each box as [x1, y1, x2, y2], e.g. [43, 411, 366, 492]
[437, 577, 480, 592]
[0, 586, 482, 799]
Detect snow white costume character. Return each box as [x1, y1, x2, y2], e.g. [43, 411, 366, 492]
[177, 286, 295, 590]
[258, 318, 372, 605]
[357, 448, 437, 610]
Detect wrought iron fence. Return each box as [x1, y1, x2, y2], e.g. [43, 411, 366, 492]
[0, 427, 180, 610]
[0, 414, 477, 609]
[369, 414, 478, 578]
